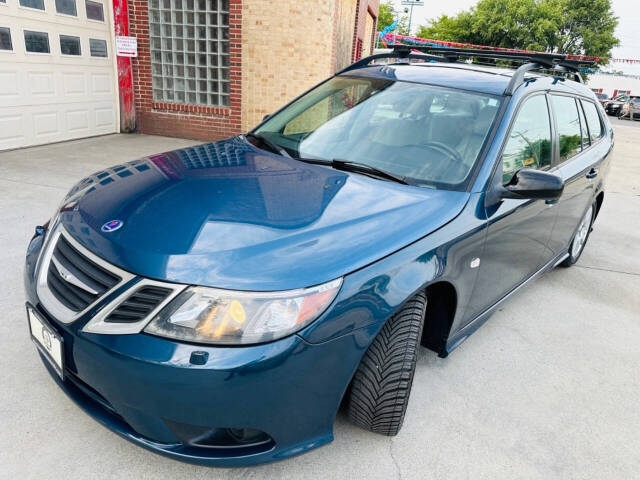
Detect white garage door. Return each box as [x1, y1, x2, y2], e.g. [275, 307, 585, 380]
[0, 0, 118, 151]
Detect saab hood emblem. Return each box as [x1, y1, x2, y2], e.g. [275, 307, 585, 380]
[101, 220, 123, 233]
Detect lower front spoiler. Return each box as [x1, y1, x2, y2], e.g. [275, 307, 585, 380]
[38, 353, 331, 467]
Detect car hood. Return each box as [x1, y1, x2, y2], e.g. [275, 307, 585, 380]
[60, 137, 469, 291]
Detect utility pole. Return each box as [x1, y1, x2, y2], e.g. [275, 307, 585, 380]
[401, 0, 424, 36]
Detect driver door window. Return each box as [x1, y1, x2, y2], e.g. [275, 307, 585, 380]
[502, 95, 552, 184]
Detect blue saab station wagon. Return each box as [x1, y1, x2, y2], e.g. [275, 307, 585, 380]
[24, 46, 613, 466]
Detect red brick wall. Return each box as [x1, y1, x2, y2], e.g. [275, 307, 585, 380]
[352, 0, 378, 61]
[128, 0, 242, 141]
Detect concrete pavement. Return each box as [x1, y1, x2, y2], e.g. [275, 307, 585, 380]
[1, 125, 638, 479]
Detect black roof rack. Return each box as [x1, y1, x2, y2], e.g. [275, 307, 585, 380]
[339, 44, 598, 96]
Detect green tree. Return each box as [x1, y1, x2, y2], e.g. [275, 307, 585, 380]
[377, 1, 395, 32]
[377, 1, 409, 35]
[416, 0, 619, 59]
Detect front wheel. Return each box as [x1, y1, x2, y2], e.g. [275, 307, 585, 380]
[560, 201, 595, 267]
[346, 292, 427, 436]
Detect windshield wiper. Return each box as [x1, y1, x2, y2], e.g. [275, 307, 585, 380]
[244, 133, 291, 158]
[297, 157, 411, 185]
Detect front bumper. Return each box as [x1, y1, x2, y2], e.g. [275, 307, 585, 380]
[24, 231, 374, 466]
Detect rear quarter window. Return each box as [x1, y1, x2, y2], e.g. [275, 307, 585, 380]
[581, 100, 604, 142]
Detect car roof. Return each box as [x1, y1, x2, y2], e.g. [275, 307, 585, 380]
[341, 63, 595, 98]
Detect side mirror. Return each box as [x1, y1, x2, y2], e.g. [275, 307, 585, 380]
[501, 168, 564, 201]
[262, 114, 271, 121]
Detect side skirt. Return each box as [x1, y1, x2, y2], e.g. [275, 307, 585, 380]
[442, 251, 570, 357]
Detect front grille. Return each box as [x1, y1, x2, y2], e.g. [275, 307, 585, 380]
[105, 286, 172, 323]
[46, 235, 121, 312]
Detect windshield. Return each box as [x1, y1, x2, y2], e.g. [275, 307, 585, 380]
[254, 76, 502, 189]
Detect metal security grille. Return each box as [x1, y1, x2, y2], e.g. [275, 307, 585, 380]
[149, 0, 230, 107]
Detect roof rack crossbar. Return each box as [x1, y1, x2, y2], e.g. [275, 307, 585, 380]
[338, 44, 594, 94]
[337, 47, 451, 75]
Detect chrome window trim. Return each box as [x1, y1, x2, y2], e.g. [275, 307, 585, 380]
[35, 224, 135, 324]
[83, 279, 186, 335]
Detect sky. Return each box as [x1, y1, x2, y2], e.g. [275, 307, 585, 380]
[388, 0, 640, 75]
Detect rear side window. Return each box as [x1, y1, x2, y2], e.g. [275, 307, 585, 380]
[551, 95, 582, 162]
[501, 95, 552, 184]
[581, 100, 603, 142]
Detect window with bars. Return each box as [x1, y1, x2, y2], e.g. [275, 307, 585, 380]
[149, 0, 231, 107]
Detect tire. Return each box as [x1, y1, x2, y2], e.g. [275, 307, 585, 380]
[560, 200, 596, 267]
[347, 292, 427, 436]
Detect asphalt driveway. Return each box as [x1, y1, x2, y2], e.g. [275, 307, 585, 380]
[1, 120, 638, 479]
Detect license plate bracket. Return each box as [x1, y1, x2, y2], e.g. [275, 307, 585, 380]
[27, 305, 65, 380]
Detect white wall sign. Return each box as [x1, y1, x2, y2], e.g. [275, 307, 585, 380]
[115, 36, 137, 57]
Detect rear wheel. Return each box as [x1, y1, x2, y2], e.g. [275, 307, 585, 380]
[560, 201, 595, 267]
[347, 292, 427, 436]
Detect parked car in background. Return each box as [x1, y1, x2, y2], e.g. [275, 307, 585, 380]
[604, 94, 630, 116]
[595, 92, 609, 106]
[24, 47, 613, 466]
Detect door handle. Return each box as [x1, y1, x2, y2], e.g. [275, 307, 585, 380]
[585, 168, 599, 179]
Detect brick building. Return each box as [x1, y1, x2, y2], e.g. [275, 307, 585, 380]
[0, 0, 377, 151]
[126, 0, 379, 141]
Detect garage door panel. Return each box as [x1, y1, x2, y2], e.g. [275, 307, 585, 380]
[63, 72, 87, 96]
[91, 72, 112, 95]
[0, 71, 20, 98]
[95, 106, 115, 129]
[67, 109, 90, 132]
[28, 71, 57, 97]
[33, 111, 61, 138]
[0, 113, 26, 150]
[1, 2, 118, 150]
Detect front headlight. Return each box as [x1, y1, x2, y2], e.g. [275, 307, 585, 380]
[144, 278, 342, 345]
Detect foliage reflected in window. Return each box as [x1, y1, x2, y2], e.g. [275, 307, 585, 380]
[60, 35, 81, 55]
[0, 27, 12, 51]
[552, 95, 582, 162]
[85, 0, 104, 21]
[577, 101, 590, 149]
[89, 38, 108, 57]
[502, 95, 551, 184]
[55, 0, 77, 15]
[581, 101, 603, 142]
[20, 0, 45, 9]
[24, 30, 50, 53]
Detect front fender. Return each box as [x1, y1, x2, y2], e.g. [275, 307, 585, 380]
[299, 193, 487, 346]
